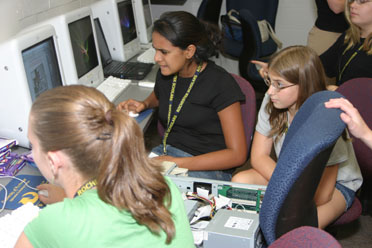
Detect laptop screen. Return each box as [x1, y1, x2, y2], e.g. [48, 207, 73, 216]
[94, 18, 112, 67]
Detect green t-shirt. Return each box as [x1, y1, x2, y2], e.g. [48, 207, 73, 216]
[24, 177, 194, 248]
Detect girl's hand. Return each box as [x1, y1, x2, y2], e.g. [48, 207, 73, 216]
[251, 60, 268, 79]
[325, 98, 369, 139]
[37, 184, 67, 205]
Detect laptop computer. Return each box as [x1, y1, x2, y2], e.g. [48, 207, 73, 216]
[94, 18, 153, 80]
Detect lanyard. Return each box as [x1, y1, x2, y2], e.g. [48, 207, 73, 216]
[162, 63, 203, 154]
[74, 179, 97, 198]
[338, 44, 363, 82]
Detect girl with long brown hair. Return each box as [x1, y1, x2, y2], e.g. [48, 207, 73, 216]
[233, 46, 362, 228]
[15, 85, 194, 247]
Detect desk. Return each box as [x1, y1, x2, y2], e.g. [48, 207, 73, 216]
[114, 64, 159, 131]
[0, 64, 159, 216]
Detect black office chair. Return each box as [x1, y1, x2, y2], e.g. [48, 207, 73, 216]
[196, 0, 223, 26]
[222, 0, 280, 94]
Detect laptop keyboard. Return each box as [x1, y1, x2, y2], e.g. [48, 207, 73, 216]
[104, 61, 153, 80]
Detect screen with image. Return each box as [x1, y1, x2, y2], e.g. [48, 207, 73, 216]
[118, 0, 137, 45]
[68, 16, 99, 78]
[22, 37, 63, 101]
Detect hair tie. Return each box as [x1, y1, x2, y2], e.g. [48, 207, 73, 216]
[105, 110, 114, 125]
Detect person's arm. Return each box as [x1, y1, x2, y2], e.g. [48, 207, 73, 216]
[327, 0, 345, 14]
[314, 164, 339, 206]
[250, 60, 268, 79]
[15, 232, 33, 248]
[250, 131, 277, 181]
[117, 91, 159, 113]
[325, 98, 372, 150]
[155, 102, 247, 170]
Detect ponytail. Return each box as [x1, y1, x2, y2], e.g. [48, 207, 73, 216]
[97, 109, 175, 243]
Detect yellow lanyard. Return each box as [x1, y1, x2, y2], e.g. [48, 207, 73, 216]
[162, 63, 203, 154]
[338, 44, 363, 82]
[74, 179, 97, 197]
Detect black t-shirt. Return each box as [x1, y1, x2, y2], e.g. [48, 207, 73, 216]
[320, 33, 372, 85]
[315, 0, 348, 33]
[154, 61, 245, 156]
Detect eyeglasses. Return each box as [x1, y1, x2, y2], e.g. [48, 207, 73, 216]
[263, 72, 296, 91]
[348, 0, 372, 4]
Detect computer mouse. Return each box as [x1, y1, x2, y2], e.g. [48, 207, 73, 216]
[128, 111, 139, 118]
[38, 190, 49, 198]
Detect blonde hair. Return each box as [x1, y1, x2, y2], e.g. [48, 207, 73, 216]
[344, 2, 372, 54]
[30, 85, 175, 243]
[266, 46, 327, 139]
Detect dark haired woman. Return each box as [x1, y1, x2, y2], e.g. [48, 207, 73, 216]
[118, 11, 247, 181]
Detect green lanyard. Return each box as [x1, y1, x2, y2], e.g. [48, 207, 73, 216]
[338, 44, 363, 82]
[162, 63, 203, 154]
[74, 179, 97, 198]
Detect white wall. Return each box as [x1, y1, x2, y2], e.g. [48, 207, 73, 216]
[0, 0, 100, 44]
[0, 0, 317, 47]
[151, 0, 317, 49]
[275, 0, 317, 48]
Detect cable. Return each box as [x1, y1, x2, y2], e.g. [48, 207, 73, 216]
[0, 175, 38, 191]
[0, 183, 8, 213]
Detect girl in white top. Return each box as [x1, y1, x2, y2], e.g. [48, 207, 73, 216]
[232, 46, 362, 229]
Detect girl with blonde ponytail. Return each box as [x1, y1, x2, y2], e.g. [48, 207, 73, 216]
[15, 85, 194, 248]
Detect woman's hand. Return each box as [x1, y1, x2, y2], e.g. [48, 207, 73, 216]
[325, 98, 370, 139]
[117, 99, 146, 113]
[37, 184, 66, 205]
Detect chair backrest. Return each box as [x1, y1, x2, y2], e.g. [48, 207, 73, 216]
[157, 74, 256, 159]
[223, 0, 279, 93]
[259, 91, 346, 245]
[231, 73, 256, 157]
[197, 0, 223, 25]
[336, 78, 372, 180]
[226, 0, 279, 27]
[268, 226, 342, 248]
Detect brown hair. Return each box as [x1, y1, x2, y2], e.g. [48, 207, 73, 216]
[30, 85, 175, 243]
[344, 2, 372, 55]
[266, 46, 327, 139]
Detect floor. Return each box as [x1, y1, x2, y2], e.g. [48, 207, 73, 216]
[143, 116, 372, 247]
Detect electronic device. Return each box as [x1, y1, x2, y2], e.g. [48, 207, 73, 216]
[132, 0, 153, 45]
[0, 25, 65, 148]
[96, 76, 131, 102]
[91, 0, 142, 62]
[169, 175, 266, 213]
[94, 18, 153, 80]
[26, 7, 104, 88]
[203, 209, 263, 248]
[137, 46, 155, 64]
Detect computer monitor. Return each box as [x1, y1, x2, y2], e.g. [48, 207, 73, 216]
[42, 7, 104, 88]
[132, 0, 153, 45]
[0, 25, 65, 148]
[91, 0, 141, 62]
